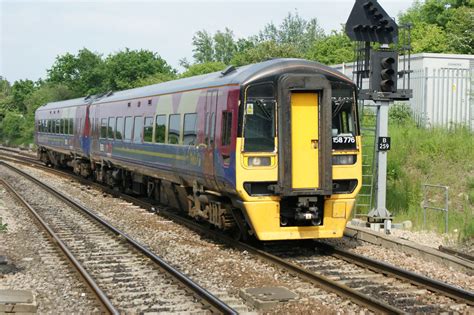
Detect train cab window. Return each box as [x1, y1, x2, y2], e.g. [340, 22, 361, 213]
[69, 118, 74, 135]
[107, 117, 115, 139]
[221, 111, 232, 146]
[183, 113, 197, 145]
[331, 83, 357, 137]
[124, 116, 133, 141]
[133, 116, 143, 143]
[168, 114, 180, 144]
[143, 117, 153, 143]
[100, 118, 107, 139]
[155, 115, 166, 143]
[243, 83, 276, 152]
[116, 117, 124, 140]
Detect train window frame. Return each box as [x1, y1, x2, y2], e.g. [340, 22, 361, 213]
[115, 116, 124, 140]
[56, 119, 60, 134]
[143, 116, 153, 143]
[107, 117, 115, 139]
[124, 116, 133, 141]
[209, 112, 215, 145]
[183, 113, 197, 146]
[154, 114, 166, 143]
[221, 111, 232, 146]
[133, 116, 143, 143]
[69, 118, 74, 135]
[242, 82, 276, 152]
[100, 118, 107, 139]
[168, 114, 181, 145]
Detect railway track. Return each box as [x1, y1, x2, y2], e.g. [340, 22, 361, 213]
[0, 161, 235, 314]
[1, 150, 473, 314]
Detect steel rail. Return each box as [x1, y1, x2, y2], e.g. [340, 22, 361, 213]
[0, 161, 236, 315]
[316, 242, 474, 305]
[0, 178, 118, 315]
[438, 246, 474, 263]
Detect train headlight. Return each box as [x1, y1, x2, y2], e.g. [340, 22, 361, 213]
[248, 156, 271, 167]
[332, 154, 356, 165]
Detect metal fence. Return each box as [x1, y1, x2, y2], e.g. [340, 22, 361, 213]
[422, 184, 449, 234]
[407, 68, 473, 130]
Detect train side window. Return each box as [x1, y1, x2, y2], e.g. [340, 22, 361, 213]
[56, 119, 60, 134]
[204, 113, 209, 144]
[209, 112, 215, 145]
[133, 116, 143, 143]
[155, 115, 166, 143]
[65, 119, 69, 134]
[221, 111, 232, 146]
[143, 117, 153, 143]
[168, 114, 180, 144]
[183, 113, 197, 145]
[69, 118, 74, 135]
[107, 117, 115, 139]
[124, 116, 133, 141]
[48, 120, 52, 133]
[116, 117, 124, 140]
[100, 118, 107, 139]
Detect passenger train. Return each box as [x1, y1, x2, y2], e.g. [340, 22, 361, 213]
[35, 58, 362, 241]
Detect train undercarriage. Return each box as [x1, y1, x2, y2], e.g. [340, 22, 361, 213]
[38, 147, 251, 239]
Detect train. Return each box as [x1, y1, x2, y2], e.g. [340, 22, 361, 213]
[35, 58, 362, 241]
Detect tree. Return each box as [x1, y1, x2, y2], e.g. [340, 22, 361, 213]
[47, 48, 105, 96]
[11, 79, 37, 113]
[410, 22, 450, 53]
[446, 6, 474, 54]
[0, 77, 11, 99]
[398, 0, 473, 54]
[214, 28, 236, 64]
[258, 12, 324, 54]
[192, 30, 215, 63]
[306, 29, 354, 65]
[231, 41, 302, 67]
[180, 62, 227, 78]
[104, 48, 176, 91]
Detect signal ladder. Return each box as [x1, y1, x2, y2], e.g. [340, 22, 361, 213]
[354, 101, 378, 217]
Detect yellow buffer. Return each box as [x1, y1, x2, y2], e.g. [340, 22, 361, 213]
[291, 92, 319, 189]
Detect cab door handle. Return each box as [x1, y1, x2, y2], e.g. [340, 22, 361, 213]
[311, 139, 319, 149]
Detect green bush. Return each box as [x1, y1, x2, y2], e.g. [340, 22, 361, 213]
[386, 120, 474, 240]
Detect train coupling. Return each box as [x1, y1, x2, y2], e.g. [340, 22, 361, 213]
[294, 197, 322, 226]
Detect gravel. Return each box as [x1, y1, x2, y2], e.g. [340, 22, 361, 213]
[0, 184, 101, 313]
[2, 163, 367, 314]
[326, 236, 474, 292]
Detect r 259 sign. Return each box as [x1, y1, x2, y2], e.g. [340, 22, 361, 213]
[378, 137, 391, 151]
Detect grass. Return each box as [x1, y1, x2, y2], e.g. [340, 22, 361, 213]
[359, 105, 474, 242]
[0, 217, 7, 233]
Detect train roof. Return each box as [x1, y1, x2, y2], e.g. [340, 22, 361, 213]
[37, 58, 353, 111]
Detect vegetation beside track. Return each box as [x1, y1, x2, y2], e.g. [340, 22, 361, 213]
[366, 105, 474, 241]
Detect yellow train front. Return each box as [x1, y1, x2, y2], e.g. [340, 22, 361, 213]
[233, 59, 362, 240]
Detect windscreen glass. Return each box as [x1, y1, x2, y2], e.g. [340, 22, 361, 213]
[243, 83, 276, 152]
[332, 83, 358, 149]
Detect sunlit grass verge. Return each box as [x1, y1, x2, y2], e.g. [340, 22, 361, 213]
[383, 105, 473, 241]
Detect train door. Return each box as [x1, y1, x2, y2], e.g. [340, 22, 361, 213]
[291, 92, 319, 189]
[201, 90, 218, 188]
[80, 104, 92, 157]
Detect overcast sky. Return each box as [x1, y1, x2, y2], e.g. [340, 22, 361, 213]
[1, 0, 413, 83]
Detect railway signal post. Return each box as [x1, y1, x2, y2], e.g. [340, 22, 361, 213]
[346, 0, 412, 233]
